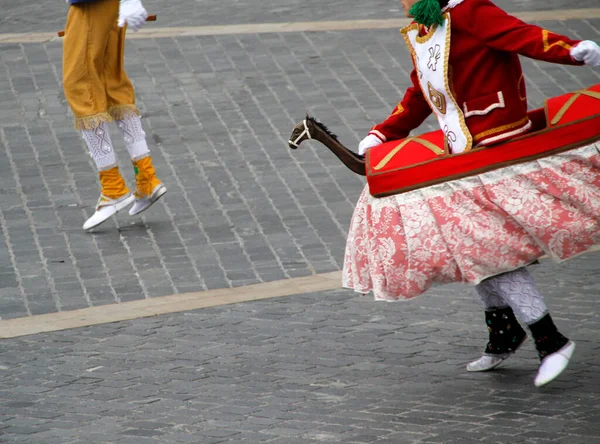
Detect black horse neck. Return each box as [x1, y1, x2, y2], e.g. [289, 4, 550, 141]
[307, 122, 366, 176]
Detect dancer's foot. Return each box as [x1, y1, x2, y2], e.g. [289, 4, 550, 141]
[467, 334, 527, 372]
[83, 193, 135, 231]
[129, 156, 166, 216]
[129, 183, 167, 216]
[534, 340, 575, 387]
[467, 307, 528, 372]
[528, 314, 573, 387]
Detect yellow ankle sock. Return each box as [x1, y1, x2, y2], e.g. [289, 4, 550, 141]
[99, 166, 130, 200]
[133, 156, 162, 198]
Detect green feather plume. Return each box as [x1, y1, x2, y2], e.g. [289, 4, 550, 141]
[409, 0, 445, 27]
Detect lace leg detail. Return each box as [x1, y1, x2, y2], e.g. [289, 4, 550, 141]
[81, 121, 116, 171]
[475, 278, 508, 310]
[116, 115, 150, 161]
[479, 268, 548, 325]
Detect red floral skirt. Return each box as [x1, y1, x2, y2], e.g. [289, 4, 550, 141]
[343, 142, 600, 301]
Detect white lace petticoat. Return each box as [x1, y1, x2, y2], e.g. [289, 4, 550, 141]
[343, 142, 600, 301]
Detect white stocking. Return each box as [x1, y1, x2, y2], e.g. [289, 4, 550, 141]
[81, 122, 116, 171]
[116, 115, 150, 161]
[474, 268, 548, 325]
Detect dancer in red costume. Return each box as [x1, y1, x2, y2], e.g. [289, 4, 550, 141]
[349, 0, 600, 386]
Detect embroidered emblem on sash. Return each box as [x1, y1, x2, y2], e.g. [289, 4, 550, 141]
[443, 125, 457, 151]
[428, 82, 447, 115]
[427, 44, 441, 71]
[415, 55, 424, 79]
[402, 13, 473, 153]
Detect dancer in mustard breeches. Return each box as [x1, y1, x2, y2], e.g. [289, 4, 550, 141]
[63, 0, 167, 230]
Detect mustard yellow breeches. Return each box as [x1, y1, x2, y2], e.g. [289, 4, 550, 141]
[62, 0, 139, 130]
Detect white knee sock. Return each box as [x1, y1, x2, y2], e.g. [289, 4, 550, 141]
[116, 115, 150, 161]
[474, 268, 548, 325]
[81, 121, 117, 171]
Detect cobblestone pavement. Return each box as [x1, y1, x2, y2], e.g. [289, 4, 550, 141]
[0, 253, 599, 443]
[4, 0, 599, 34]
[1, 0, 600, 442]
[1, 0, 599, 318]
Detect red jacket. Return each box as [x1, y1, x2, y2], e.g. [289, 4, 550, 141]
[370, 0, 583, 147]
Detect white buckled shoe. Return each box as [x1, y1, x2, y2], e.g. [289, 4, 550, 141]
[129, 183, 167, 216]
[83, 193, 135, 231]
[534, 340, 575, 387]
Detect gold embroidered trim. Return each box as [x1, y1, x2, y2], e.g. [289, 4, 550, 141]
[371, 132, 600, 197]
[472, 117, 530, 142]
[401, 13, 472, 153]
[74, 112, 113, 130]
[550, 88, 600, 126]
[440, 13, 472, 152]
[518, 74, 527, 101]
[373, 137, 444, 171]
[391, 103, 405, 116]
[108, 104, 140, 121]
[416, 24, 438, 44]
[428, 82, 447, 114]
[542, 29, 572, 52]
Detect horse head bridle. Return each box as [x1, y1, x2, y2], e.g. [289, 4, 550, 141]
[288, 119, 311, 149]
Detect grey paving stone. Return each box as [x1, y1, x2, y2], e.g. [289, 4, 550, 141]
[5, 0, 598, 318]
[1, 250, 599, 442]
[1, 1, 600, 442]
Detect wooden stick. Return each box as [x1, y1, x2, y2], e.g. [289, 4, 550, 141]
[58, 14, 156, 37]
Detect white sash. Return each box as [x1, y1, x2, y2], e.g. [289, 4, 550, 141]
[402, 14, 472, 153]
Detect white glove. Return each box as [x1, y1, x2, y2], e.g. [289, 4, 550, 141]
[358, 133, 384, 156]
[571, 40, 600, 66]
[118, 0, 148, 32]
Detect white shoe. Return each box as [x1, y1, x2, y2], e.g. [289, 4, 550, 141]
[534, 341, 575, 387]
[83, 193, 135, 231]
[467, 334, 528, 372]
[129, 183, 167, 216]
[467, 354, 509, 372]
